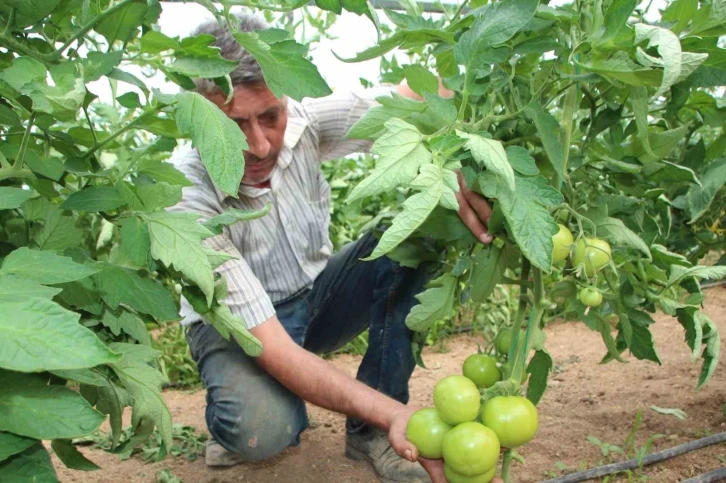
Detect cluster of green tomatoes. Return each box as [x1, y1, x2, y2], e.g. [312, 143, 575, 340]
[552, 224, 612, 310]
[406, 352, 538, 482]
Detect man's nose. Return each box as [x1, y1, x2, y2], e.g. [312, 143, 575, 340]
[245, 122, 271, 160]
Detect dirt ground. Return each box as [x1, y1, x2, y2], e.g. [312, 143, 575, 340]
[54, 286, 726, 483]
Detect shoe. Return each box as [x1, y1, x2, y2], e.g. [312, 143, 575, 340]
[205, 439, 244, 468]
[345, 428, 430, 483]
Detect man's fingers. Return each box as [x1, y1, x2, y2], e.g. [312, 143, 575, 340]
[456, 188, 492, 244]
[464, 188, 493, 224]
[420, 458, 447, 483]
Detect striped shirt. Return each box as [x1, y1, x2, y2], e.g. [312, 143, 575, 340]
[170, 86, 393, 329]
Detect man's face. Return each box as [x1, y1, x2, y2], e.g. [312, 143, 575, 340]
[205, 83, 288, 185]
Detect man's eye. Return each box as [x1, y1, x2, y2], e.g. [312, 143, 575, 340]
[261, 114, 278, 124]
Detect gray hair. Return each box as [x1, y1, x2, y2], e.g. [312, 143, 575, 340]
[189, 12, 268, 94]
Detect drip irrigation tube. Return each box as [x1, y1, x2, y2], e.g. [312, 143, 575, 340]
[540, 432, 726, 483]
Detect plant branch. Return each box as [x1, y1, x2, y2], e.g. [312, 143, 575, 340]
[15, 112, 37, 170]
[501, 449, 515, 483]
[82, 107, 162, 160]
[3, 8, 15, 35]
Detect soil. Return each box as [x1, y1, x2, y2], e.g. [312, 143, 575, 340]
[54, 286, 726, 483]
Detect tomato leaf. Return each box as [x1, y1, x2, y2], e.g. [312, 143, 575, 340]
[686, 158, 726, 223]
[101, 310, 151, 346]
[347, 119, 432, 203]
[0, 443, 58, 482]
[94, 264, 179, 321]
[204, 303, 263, 357]
[634, 24, 683, 99]
[405, 273, 457, 332]
[0, 296, 120, 373]
[524, 102, 565, 182]
[526, 350, 553, 406]
[596, 217, 652, 259]
[458, 131, 516, 194]
[0, 187, 33, 210]
[603, 0, 637, 39]
[0, 371, 104, 439]
[0, 432, 35, 463]
[469, 244, 507, 303]
[233, 33, 332, 101]
[0, 248, 99, 284]
[108, 343, 172, 450]
[51, 439, 100, 471]
[174, 92, 247, 197]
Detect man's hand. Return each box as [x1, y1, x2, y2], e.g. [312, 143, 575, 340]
[455, 170, 494, 245]
[388, 407, 504, 483]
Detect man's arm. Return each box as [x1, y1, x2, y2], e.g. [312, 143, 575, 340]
[250, 315, 449, 482]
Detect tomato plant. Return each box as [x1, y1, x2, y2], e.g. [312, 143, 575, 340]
[480, 396, 539, 449]
[433, 375, 482, 425]
[441, 422, 500, 476]
[463, 353, 501, 388]
[571, 238, 612, 277]
[405, 407, 452, 459]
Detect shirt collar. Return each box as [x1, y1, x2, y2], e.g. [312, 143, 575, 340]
[212, 115, 309, 203]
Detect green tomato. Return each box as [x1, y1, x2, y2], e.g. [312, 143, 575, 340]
[495, 329, 512, 356]
[434, 375, 481, 425]
[551, 224, 574, 263]
[578, 287, 603, 307]
[442, 422, 500, 476]
[463, 354, 501, 389]
[444, 464, 497, 483]
[405, 408, 452, 459]
[571, 238, 611, 276]
[481, 396, 539, 448]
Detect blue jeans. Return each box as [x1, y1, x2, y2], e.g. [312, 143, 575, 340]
[186, 232, 430, 461]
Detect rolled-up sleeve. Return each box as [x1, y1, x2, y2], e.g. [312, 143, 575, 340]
[302, 86, 394, 162]
[169, 148, 275, 329]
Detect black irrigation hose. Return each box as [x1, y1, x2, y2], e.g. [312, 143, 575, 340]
[682, 467, 726, 483]
[539, 432, 726, 483]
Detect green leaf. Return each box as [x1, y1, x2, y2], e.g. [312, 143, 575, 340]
[345, 94, 426, 140]
[204, 303, 263, 357]
[455, 0, 538, 73]
[0, 275, 61, 299]
[667, 265, 726, 289]
[136, 158, 191, 187]
[347, 119, 432, 203]
[481, 173, 562, 271]
[698, 317, 719, 388]
[117, 217, 151, 269]
[629, 125, 689, 164]
[402, 65, 438, 96]
[596, 217, 651, 259]
[651, 244, 691, 269]
[94, 264, 180, 321]
[524, 102, 565, 181]
[0, 432, 35, 463]
[457, 131, 516, 193]
[96, 383, 129, 448]
[365, 174, 443, 260]
[116, 92, 143, 109]
[405, 273, 457, 332]
[0, 104, 21, 127]
[34, 208, 84, 251]
[627, 309, 661, 364]
[650, 406, 687, 420]
[315, 0, 342, 14]
[0, 0, 61, 28]
[0, 187, 33, 210]
[505, 146, 539, 176]
[233, 33, 332, 101]
[109, 343, 172, 450]
[526, 350, 553, 406]
[662, 0, 698, 33]
[677, 306, 704, 360]
[0, 57, 46, 92]
[0, 247, 99, 284]
[107, 68, 149, 96]
[203, 203, 272, 235]
[0, 443, 58, 483]
[95, 1, 149, 45]
[174, 92, 247, 197]
[418, 206, 477, 243]
[145, 211, 215, 305]
[50, 368, 108, 387]
[634, 24, 682, 98]
[687, 158, 726, 223]
[101, 310, 151, 346]
[51, 439, 100, 471]
[168, 55, 238, 79]
[469, 244, 507, 303]
[80, 51, 124, 83]
[629, 87, 656, 158]
[603, 0, 637, 39]
[140, 31, 180, 53]
[0, 296, 119, 372]
[579, 51, 662, 87]
[135, 182, 182, 211]
[0, 371, 104, 439]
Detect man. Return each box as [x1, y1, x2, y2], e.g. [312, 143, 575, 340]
[171, 12, 497, 483]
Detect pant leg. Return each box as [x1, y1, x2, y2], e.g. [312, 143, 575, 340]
[186, 297, 309, 461]
[302, 232, 432, 429]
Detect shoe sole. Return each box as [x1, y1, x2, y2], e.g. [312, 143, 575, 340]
[345, 445, 423, 483]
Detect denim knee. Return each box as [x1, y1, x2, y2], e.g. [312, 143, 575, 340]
[206, 387, 308, 461]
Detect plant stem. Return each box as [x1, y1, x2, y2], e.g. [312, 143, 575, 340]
[83, 107, 161, 160]
[451, 0, 470, 23]
[3, 8, 15, 35]
[83, 106, 99, 146]
[15, 112, 37, 170]
[458, 71, 471, 122]
[501, 449, 515, 483]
